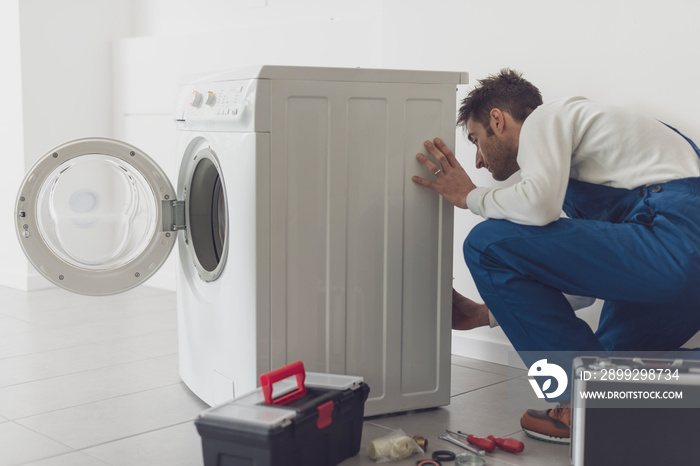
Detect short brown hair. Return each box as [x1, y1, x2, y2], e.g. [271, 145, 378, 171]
[458, 69, 542, 133]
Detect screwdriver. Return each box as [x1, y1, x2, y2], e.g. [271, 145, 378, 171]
[457, 431, 525, 453]
[488, 435, 525, 453]
[439, 433, 485, 456]
[446, 430, 495, 451]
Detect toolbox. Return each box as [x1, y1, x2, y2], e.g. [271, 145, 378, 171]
[571, 356, 700, 466]
[195, 361, 370, 466]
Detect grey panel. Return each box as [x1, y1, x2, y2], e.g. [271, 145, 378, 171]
[346, 97, 389, 401]
[401, 99, 444, 394]
[284, 96, 330, 372]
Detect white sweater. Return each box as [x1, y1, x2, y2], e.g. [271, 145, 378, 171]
[465, 97, 700, 226]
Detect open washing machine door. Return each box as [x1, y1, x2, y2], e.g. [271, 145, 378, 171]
[15, 137, 181, 295]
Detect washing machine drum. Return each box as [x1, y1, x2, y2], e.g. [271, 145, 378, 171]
[14, 137, 224, 295]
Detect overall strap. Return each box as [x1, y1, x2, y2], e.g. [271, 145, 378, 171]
[662, 122, 700, 157]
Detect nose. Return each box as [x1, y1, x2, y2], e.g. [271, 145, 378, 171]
[475, 149, 485, 169]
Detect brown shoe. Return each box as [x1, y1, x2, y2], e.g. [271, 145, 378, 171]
[520, 402, 571, 444]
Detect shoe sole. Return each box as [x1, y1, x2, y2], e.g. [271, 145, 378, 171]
[521, 425, 570, 445]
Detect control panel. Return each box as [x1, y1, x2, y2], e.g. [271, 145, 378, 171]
[186, 85, 244, 115]
[175, 78, 263, 131]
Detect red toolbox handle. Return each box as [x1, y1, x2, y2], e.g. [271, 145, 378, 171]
[260, 361, 307, 405]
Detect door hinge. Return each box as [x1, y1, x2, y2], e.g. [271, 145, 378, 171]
[162, 200, 186, 231]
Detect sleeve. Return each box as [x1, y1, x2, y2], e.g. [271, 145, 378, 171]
[466, 106, 575, 226]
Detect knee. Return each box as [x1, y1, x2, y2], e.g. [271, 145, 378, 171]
[463, 220, 509, 268]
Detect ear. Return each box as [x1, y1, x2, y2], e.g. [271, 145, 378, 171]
[489, 108, 506, 135]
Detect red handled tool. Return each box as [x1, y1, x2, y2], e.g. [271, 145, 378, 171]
[463, 433, 496, 452]
[456, 430, 524, 454]
[487, 435, 525, 453]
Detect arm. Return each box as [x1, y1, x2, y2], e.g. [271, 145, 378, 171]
[467, 107, 574, 226]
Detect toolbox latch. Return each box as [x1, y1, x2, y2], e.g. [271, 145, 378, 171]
[316, 400, 334, 430]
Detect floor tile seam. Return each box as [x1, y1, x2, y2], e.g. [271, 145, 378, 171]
[449, 379, 515, 399]
[30, 450, 111, 466]
[451, 361, 527, 378]
[0, 360, 154, 392]
[16, 286, 174, 300]
[0, 310, 139, 329]
[0, 334, 163, 370]
[43, 309, 178, 331]
[0, 355, 166, 405]
[504, 429, 524, 438]
[5, 419, 77, 452]
[4, 319, 172, 338]
[73, 327, 180, 348]
[75, 419, 197, 453]
[62, 304, 177, 319]
[0, 336, 155, 361]
[65, 325, 179, 344]
[450, 365, 516, 382]
[7, 305, 177, 329]
[360, 421, 395, 432]
[0, 338, 117, 363]
[10, 381, 186, 423]
[154, 352, 180, 366]
[0, 318, 44, 336]
[12, 295, 176, 310]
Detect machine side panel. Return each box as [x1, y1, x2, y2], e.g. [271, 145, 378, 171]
[345, 97, 389, 402]
[269, 80, 455, 416]
[270, 95, 330, 371]
[401, 98, 453, 398]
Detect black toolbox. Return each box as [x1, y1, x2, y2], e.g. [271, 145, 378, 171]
[571, 356, 700, 466]
[195, 361, 370, 466]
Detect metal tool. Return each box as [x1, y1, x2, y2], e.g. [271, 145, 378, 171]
[439, 433, 486, 456]
[447, 430, 495, 452]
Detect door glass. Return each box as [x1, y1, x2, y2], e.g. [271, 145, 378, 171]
[213, 176, 226, 262]
[35, 154, 158, 270]
[189, 157, 227, 276]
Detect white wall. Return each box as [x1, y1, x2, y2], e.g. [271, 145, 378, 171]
[113, 0, 383, 290]
[380, 0, 700, 361]
[19, 0, 133, 166]
[3, 0, 133, 290]
[5, 0, 382, 292]
[0, 1, 31, 289]
[129, 0, 382, 36]
[6, 0, 700, 356]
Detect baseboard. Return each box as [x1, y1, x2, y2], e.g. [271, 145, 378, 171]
[26, 273, 55, 291]
[451, 331, 525, 369]
[0, 268, 54, 292]
[452, 330, 700, 366]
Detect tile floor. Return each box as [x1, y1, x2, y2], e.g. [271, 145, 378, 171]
[0, 285, 570, 466]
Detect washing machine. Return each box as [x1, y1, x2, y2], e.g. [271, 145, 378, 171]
[15, 65, 468, 416]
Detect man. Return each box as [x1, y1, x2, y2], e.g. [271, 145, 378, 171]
[412, 69, 700, 444]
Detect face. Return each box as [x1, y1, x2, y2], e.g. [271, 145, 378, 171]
[466, 117, 520, 182]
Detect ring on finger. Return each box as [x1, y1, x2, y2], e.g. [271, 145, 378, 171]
[434, 168, 442, 175]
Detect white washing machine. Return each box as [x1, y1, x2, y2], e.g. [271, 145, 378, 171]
[15, 65, 467, 416]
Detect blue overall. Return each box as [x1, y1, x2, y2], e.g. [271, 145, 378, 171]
[463, 127, 700, 372]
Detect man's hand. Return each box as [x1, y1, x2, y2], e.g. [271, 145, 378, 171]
[412, 138, 476, 209]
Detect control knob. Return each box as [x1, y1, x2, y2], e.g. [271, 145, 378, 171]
[189, 91, 203, 107]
